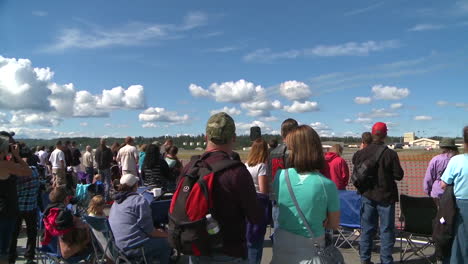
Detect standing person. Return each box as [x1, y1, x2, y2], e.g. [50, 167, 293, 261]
[268, 139, 278, 151]
[70, 141, 82, 173]
[109, 173, 170, 263]
[423, 138, 459, 201]
[138, 144, 147, 175]
[63, 140, 73, 168]
[36, 146, 48, 167]
[322, 144, 350, 190]
[180, 112, 261, 264]
[49, 141, 67, 186]
[267, 118, 298, 230]
[9, 154, 40, 264]
[82, 145, 94, 184]
[244, 139, 270, 264]
[352, 122, 404, 264]
[0, 133, 32, 264]
[164, 146, 182, 190]
[360, 132, 372, 149]
[270, 125, 340, 263]
[141, 144, 171, 188]
[161, 139, 173, 157]
[95, 139, 113, 201]
[110, 142, 121, 161]
[440, 126, 468, 264]
[116, 137, 138, 175]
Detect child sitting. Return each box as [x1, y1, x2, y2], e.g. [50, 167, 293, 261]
[87, 195, 106, 217]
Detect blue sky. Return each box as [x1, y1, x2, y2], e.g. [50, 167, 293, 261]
[0, 0, 467, 139]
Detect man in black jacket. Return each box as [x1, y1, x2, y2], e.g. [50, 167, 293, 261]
[352, 122, 404, 264]
[95, 139, 113, 201]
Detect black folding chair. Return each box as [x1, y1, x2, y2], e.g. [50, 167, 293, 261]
[399, 194, 438, 263]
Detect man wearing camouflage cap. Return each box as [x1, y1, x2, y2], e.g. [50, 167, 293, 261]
[185, 112, 261, 263]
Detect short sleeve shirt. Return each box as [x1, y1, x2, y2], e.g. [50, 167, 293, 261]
[117, 145, 138, 171]
[274, 168, 340, 238]
[49, 149, 65, 169]
[245, 162, 267, 193]
[441, 154, 468, 199]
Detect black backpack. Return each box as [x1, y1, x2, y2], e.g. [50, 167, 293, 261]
[352, 146, 387, 194]
[168, 152, 241, 256]
[433, 185, 457, 259]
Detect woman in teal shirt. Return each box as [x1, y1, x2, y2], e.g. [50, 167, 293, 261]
[271, 125, 340, 264]
[441, 126, 468, 264]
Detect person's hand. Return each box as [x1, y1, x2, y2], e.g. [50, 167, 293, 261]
[10, 144, 20, 159]
[323, 218, 329, 227]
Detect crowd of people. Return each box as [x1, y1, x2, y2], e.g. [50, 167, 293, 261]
[0, 112, 466, 264]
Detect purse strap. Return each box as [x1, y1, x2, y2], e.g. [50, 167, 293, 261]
[284, 169, 316, 238]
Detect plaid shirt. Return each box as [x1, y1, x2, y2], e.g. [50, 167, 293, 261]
[17, 166, 40, 212]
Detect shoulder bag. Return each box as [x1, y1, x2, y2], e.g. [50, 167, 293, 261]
[284, 169, 344, 264]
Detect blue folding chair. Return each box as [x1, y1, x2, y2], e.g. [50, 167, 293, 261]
[151, 200, 171, 228]
[334, 190, 362, 255]
[37, 235, 94, 264]
[83, 215, 149, 264]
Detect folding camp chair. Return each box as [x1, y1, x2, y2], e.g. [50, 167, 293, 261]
[83, 215, 149, 264]
[399, 194, 438, 263]
[151, 199, 171, 228]
[37, 235, 94, 264]
[334, 190, 362, 255]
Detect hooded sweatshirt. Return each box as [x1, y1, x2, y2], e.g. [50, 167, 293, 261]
[109, 192, 154, 253]
[322, 152, 350, 190]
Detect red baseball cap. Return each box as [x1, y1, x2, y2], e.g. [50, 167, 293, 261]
[372, 122, 388, 136]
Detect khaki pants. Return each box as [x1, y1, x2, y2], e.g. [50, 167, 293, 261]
[52, 168, 66, 186]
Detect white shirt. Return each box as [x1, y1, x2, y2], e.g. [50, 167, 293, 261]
[245, 162, 267, 193]
[117, 145, 138, 172]
[37, 150, 48, 166]
[82, 151, 94, 168]
[49, 149, 65, 169]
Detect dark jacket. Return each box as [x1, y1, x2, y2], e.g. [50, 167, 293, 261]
[352, 142, 404, 203]
[433, 185, 457, 259]
[95, 146, 113, 170]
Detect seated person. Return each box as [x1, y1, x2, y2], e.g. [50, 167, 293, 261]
[109, 174, 170, 263]
[42, 186, 91, 259]
[87, 174, 105, 197]
[87, 195, 106, 217]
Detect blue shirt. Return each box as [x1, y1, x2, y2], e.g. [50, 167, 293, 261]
[441, 154, 468, 200]
[274, 168, 340, 238]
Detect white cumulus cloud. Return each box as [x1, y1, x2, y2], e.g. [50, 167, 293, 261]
[280, 81, 312, 101]
[142, 122, 158, 128]
[409, 24, 445, 32]
[390, 103, 403, 109]
[210, 107, 241, 116]
[139, 107, 189, 124]
[189, 80, 265, 103]
[354, 97, 372, 104]
[241, 99, 282, 117]
[0, 56, 52, 111]
[100, 85, 145, 109]
[414, 115, 433, 121]
[10, 111, 62, 127]
[371, 84, 410, 100]
[283, 101, 319, 113]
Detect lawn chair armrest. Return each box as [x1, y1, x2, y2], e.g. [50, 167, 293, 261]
[123, 237, 149, 251]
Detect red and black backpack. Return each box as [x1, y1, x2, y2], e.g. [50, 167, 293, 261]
[269, 144, 288, 182]
[168, 152, 241, 256]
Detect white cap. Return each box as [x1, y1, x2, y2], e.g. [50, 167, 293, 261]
[120, 173, 139, 186]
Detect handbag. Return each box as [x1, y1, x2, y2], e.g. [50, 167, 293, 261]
[284, 169, 345, 264]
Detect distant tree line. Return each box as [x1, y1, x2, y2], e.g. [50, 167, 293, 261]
[18, 134, 443, 151]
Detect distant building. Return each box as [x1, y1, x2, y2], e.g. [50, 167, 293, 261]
[404, 132, 415, 143]
[183, 142, 187, 146]
[410, 138, 439, 149]
[196, 142, 201, 146]
[190, 142, 194, 146]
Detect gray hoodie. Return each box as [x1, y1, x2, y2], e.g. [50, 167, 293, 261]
[109, 192, 154, 252]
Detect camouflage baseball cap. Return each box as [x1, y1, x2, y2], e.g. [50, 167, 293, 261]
[206, 112, 236, 145]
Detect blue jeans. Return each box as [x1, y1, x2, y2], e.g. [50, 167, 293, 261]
[446, 199, 468, 264]
[98, 169, 111, 201]
[360, 196, 395, 264]
[247, 239, 264, 264]
[0, 217, 16, 261]
[190, 255, 248, 264]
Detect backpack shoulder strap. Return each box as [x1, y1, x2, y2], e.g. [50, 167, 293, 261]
[374, 145, 387, 162]
[210, 159, 242, 173]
